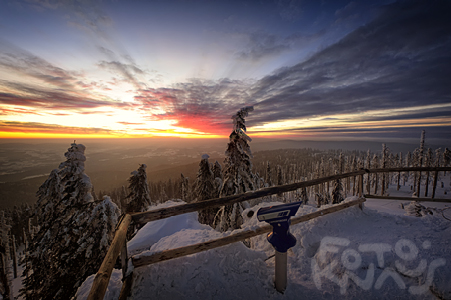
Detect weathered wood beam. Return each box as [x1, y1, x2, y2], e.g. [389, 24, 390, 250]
[87, 214, 132, 300]
[368, 167, 451, 173]
[118, 274, 133, 300]
[132, 198, 365, 268]
[131, 171, 367, 225]
[364, 194, 451, 203]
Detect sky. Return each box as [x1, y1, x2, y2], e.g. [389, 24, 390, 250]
[0, 0, 450, 143]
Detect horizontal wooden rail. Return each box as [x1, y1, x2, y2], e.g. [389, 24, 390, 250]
[365, 167, 451, 173]
[132, 198, 366, 268]
[131, 167, 451, 225]
[364, 194, 451, 203]
[87, 214, 132, 300]
[131, 170, 367, 225]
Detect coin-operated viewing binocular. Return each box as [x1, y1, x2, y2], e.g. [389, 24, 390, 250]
[257, 201, 302, 293]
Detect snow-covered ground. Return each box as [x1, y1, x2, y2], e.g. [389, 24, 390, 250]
[74, 177, 451, 300]
[9, 175, 450, 299]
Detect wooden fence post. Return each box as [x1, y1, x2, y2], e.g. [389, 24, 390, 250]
[87, 214, 132, 300]
[358, 174, 364, 210]
[121, 239, 128, 279]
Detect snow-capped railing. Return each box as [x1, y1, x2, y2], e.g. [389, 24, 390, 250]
[87, 166, 451, 300]
[132, 197, 366, 268]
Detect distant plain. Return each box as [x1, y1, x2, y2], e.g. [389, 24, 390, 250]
[0, 138, 445, 209]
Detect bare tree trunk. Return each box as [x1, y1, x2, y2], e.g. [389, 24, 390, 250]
[11, 235, 17, 279]
[431, 170, 438, 199]
[374, 173, 378, 195]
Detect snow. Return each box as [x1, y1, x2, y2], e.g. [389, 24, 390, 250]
[127, 200, 212, 256]
[74, 185, 451, 300]
[73, 269, 123, 300]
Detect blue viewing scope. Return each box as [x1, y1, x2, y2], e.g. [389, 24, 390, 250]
[257, 201, 302, 253]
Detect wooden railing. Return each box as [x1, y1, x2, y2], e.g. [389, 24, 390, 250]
[87, 166, 451, 300]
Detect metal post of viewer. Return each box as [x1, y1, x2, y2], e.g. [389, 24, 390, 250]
[257, 201, 301, 293]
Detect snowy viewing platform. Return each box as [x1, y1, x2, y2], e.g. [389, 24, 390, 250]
[76, 171, 451, 300]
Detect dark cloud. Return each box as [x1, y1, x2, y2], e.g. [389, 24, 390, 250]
[28, 0, 113, 39]
[248, 0, 451, 129]
[0, 42, 132, 112]
[97, 60, 146, 89]
[235, 32, 293, 61]
[0, 43, 81, 90]
[0, 80, 128, 111]
[134, 78, 254, 134]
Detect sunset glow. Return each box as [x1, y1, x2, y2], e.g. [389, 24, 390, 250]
[0, 0, 450, 142]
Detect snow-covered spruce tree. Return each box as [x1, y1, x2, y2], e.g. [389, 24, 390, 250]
[372, 154, 379, 194]
[215, 106, 255, 232]
[405, 151, 412, 188]
[125, 164, 152, 213]
[444, 148, 451, 175]
[193, 154, 218, 227]
[432, 148, 442, 198]
[212, 160, 223, 180]
[397, 152, 403, 191]
[332, 152, 344, 202]
[332, 176, 344, 204]
[21, 143, 120, 300]
[276, 164, 284, 199]
[416, 130, 426, 196]
[424, 148, 433, 197]
[366, 150, 371, 194]
[300, 185, 308, 205]
[35, 169, 62, 227]
[212, 161, 223, 198]
[265, 161, 273, 187]
[180, 173, 190, 202]
[380, 144, 390, 196]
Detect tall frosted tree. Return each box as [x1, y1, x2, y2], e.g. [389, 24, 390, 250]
[444, 148, 451, 175]
[416, 130, 426, 196]
[424, 148, 433, 197]
[432, 148, 442, 198]
[366, 150, 371, 194]
[125, 164, 152, 213]
[180, 173, 190, 202]
[381, 144, 390, 196]
[22, 143, 120, 300]
[212, 161, 223, 196]
[215, 106, 255, 232]
[332, 176, 344, 204]
[265, 161, 273, 187]
[372, 154, 379, 194]
[194, 154, 218, 226]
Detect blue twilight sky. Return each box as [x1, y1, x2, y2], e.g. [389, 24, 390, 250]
[0, 0, 450, 143]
